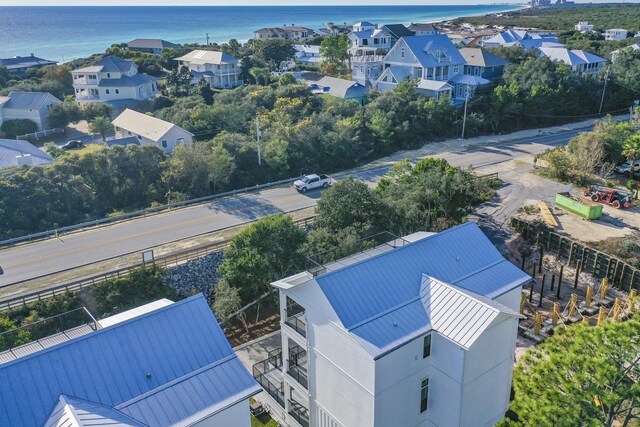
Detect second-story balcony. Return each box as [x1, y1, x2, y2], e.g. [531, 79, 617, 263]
[284, 296, 306, 338]
[434, 55, 451, 63]
[288, 398, 310, 427]
[287, 344, 308, 389]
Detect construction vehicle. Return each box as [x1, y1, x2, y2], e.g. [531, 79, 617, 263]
[583, 185, 633, 209]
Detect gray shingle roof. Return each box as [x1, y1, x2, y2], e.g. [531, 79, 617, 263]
[2, 92, 61, 110]
[382, 24, 415, 39]
[459, 48, 511, 67]
[314, 76, 368, 98]
[98, 73, 157, 87]
[0, 139, 53, 169]
[126, 38, 179, 50]
[402, 35, 466, 68]
[74, 56, 134, 74]
[0, 55, 57, 70]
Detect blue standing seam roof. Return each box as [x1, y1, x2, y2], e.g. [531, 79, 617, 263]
[316, 222, 531, 355]
[0, 294, 259, 427]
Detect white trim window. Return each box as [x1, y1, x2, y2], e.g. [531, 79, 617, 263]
[420, 378, 429, 413]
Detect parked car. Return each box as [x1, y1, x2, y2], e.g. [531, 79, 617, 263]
[61, 140, 84, 150]
[615, 160, 640, 174]
[293, 174, 332, 193]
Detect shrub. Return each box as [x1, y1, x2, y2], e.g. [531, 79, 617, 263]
[0, 119, 37, 137]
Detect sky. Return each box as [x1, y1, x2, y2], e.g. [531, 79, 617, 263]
[3, 0, 637, 5]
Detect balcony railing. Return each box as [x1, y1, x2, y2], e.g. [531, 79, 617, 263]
[434, 55, 451, 63]
[287, 344, 308, 389]
[288, 399, 310, 427]
[285, 309, 306, 338]
[253, 348, 285, 407]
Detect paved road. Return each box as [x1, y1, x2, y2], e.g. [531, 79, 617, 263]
[0, 129, 583, 287]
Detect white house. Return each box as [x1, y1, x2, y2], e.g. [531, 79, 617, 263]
[375, 35, 466, 100]
[538, 47, 607, 74]
[348, 22, 393, 56]
[254, 26, 315, 41]
[605, 29, 628, 41]
[253, 222, 530, 427]
[294, 44, 322, 68]
[0, 138, 53, 169]
[311, 76, 369, 103]
[112, 109, 193, 153]
[480, 29, 562, 50]
[611, 43, 640, 63]
[72, 56, 158, 105]
[0, 91, 61, 131]
[175, 49, 242, 89]
[0, 295, 261, 427]
[351, 54, 385, 87]
[575, 21, 594, 32]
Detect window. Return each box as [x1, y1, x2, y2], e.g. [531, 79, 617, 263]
[401, 47, 405, 58]
[420, 378, 429, 413]
[105, 89, 110, 94]
[107, 73, 111, 78]
[161, 140, 168, 148]
[423, 335, 431, 358]
[374, 38, 379, 45]
[88, 75, 97, 80]
[137, 135, 142, 140]
[115, 89, 120, 94]
[362, 39, 368, 46]
[453, 65, 459, 73]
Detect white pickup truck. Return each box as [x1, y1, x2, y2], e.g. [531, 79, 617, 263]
[293, 174, 332, 193]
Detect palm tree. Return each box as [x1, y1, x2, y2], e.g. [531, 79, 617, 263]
[622, 134, 640, 177]
[89, 116, 113, 143]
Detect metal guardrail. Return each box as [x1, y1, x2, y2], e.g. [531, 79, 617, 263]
[0, 177, 300, 248]
[0, 215, 316, 312]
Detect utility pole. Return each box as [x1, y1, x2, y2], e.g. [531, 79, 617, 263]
[256, 116, 262, 166]
[461, 84, 470, 139]
[206, 33, 210, 45]
[598, 66, 610, 115]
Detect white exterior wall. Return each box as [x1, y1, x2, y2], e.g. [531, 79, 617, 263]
[605, 29, 628, 41]
[191, 399, 251, 427]
[115, 125, 191, 154]
[374, 333, 465, 427]
[495, 287, 522, 313]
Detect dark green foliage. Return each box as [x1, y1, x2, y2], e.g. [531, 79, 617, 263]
[92, 266, 177, 317]
[0, 119, 37, 137]
[253, 39, 296, 69]
[218, 214, 307, 302]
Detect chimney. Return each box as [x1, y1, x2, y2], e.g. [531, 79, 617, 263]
[15, 154, 33, 166]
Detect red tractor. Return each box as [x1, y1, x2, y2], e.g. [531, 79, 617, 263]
[583, 185, 633, 209]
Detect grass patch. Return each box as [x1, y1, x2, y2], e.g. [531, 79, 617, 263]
[251, 413, 278, 427]
[72, 143, 103, 157]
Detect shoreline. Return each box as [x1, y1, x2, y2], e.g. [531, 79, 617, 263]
[0, 4, 524, 62]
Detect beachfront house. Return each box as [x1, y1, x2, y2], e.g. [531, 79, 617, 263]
[538, 47, 606, 74]
[351, 55, 385, 87]
[126, 38, 180, 55]
[348, 22, 393, 56]
[175, 49, 242, 89]
[293, 44, 322, 68]
[375, 35, 465, 101]
[0, 91, 62, 132]
[0, 295, 261, 427]
[252, 222, 529, 427]
[311, 76, 369, 104]
[611, 43, 640, 63]
[575, 21, 594, 32]
[318, 22, 352, 36]
[480, 29, 562, 50]
[72, 56, 158, 106]
[407, 22, 439, 36]
[0, 139, 54, 169]
[254, 26, 315, 41]
[0, 54, 57, 77]
[112, 109, 193, 154]
[605, 29, 628, 41]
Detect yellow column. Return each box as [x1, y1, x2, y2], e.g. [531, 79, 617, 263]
[585, 286, 593, 307]
[534, 313, 542, 335]
[597, 307, 606, 325]
[552, 303, 560, 326]
[569, 294, 577, 317]
[628, 290, 637, 312]
[582, 315, 589, 325]
[613, 298, 621, 321]
[600, 278, 608, 300]
[520, 294, 526, 314]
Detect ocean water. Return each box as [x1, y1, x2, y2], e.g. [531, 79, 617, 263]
[0, 5, 522, 62]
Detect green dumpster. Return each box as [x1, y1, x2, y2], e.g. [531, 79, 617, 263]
[555, 193, 603, 220]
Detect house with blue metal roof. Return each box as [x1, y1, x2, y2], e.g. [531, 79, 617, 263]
[0, 91, 62, 131]
[255, 222, 530, 427]
[0, 294, 261, 427]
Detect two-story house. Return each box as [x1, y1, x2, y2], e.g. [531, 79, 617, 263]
[72, 56, 158, 105]
[575, 21, 594, 32]
[348, 22, 394, 56]
[351, 54, 385, 87]
[605, 29, 628, 41]
[455, 48, 511, 98]
[538, 47, 607, 74]
[112, 109, 193, 153]
[253, 222, 529, 427]
[407, 22, 439, 36]
[375, 35, 466, 100]
[0, 54, 57, 76]
[0, 91, 62, 131]
[254, 26, 315, 41]
[175, 49, 242, 89]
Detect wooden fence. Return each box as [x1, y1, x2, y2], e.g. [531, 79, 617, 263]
[511, 217, 640, 292]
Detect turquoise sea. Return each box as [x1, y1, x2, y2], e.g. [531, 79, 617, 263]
[0, 5, 522, 62]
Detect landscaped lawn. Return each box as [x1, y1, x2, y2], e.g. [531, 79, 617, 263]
[72, 143, 103, 157]
[251, 413, 278, 427]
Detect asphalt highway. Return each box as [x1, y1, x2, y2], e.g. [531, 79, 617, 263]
[0, 128, 584, 287]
